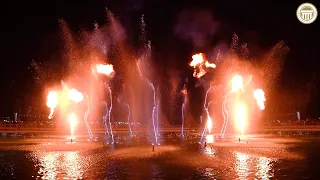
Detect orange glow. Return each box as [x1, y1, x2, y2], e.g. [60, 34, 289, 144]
[231, 75, 243, 92]
[96, 64, 114, 77]
[205, 61, 216, 68]
[253, 89, 266, 110]
[68, 89, 83, 103]
[189, 53, 216, 78]
[206, 134, 214, 143]
[68, 113, 77, 135]
[46, 91, 58, 119]
[181, 88, 187, 95]
[234, 102, 247, 134]
[190, 53, 205, 67]
[207, 116, 213, 133]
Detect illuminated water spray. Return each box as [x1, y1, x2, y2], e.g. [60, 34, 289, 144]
[148, 80, 159, 145]
[102, 101, 109, 137]
[84, 94, 93, 139]
[125, 103, 133, 136]
[199, 83, 215, 143]
[138, 16, 159, 145]
[137, 59, 159, 145]
[204, 85, 214, 132]
[181, 103, 185, 137]
[181, 86, 187, 136]
[95, 63, 114, 143]
[106, 84, 114, 144]
[156, 95, 160, 137]
[220, 92, 230, 138]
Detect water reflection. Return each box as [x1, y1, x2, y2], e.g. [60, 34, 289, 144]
[204, 146, 216, 157]
[234, 152, 249, 179]
[256, 156, 274, 179]
[31, 151, 84, 179]
[234, 152, 275, 179]
[204, 168, 215, 178]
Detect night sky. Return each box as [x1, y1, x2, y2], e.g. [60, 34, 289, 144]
[1, 0, 319, 121]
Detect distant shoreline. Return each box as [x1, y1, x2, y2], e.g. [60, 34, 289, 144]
[0, 125, 320, 133]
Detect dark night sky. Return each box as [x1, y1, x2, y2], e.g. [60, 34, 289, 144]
[1, 0, 319, 119]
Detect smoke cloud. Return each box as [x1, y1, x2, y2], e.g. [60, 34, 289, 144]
[174, 9, 219, 48]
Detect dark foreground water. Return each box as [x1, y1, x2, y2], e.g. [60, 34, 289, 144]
[0, 132, 320, 179]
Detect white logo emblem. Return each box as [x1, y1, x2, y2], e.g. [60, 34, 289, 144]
[297, 3, 318, 24]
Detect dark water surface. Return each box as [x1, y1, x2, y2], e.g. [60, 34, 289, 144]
[0, 132, 320, 179]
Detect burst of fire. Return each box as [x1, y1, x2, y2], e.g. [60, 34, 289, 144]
[231, 75, 243, 92]
[231, 75, 247, 134]
[207, 116, 213, 133]
[181, 88, 187, 95]
[96, 64, 114, 77]
[253, 89, 266, 110]
[68, 89, 83, 103]
[206, 134, 214, 143]
[46, 91, 58, 119]
[68, 113, 77, 135]
[234, 102, 247, 134]
[189, 53, 216, 78]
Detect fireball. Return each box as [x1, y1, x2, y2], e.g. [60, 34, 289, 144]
[46, 91, 58, 119]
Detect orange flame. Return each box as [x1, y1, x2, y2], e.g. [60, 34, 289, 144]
[230, 75, 247, 134]
[68, 89, 83, 103]
[253, 89, 266, 110]
[234, 102, 247, 134]
[46, 91, 58, 119]
[207, 116, 213, 133]
[206, 134, 214, 143]
[181, 88, 187, 95]
[189, 53, 216, 78]
[96, 64, 114, 77]
[231, 75, 243, 92]
[68, 113, 77, 135]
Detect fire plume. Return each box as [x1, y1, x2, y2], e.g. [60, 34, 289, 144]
[68, 113, 77, 135]
[46, 91, 58, 119]
[189, 53, 216, 78]
[181, 88, 187, 95]
[231, 75, 243, 92]
[253, 89, 266, 110]
[96, 64, 114, 77]
[68, 89, 83, 103]
[207, 116, 213, 133]
[234, 102, 247, 134]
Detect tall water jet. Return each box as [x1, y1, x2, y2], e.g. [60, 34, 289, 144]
[181, 85, 187, 136]
[136, 15, 159, 145]
[125, 103, 133, 136]
[102, 101, 109, 137]
[95, 63, 115, 143]
[137, 58, 158, 145]
[84, 94, 93, 140]
[106, 84, 114, 144]
[220, 92, 230, 138]
[156, 86, 160, 137]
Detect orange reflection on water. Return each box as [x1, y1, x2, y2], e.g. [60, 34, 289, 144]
[204, 146, 216, 157]
[256, 157, 274, 179]
[234, 152, 249, 179]
[234, 152, 275, 179]
[37, 152, 59, 179]
[32, 151, 84, 179]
